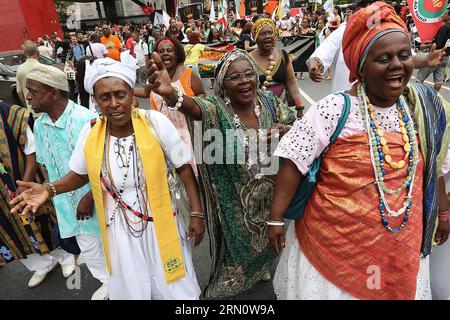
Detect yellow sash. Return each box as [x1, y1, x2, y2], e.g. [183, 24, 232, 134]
[84, 109, 185, 284]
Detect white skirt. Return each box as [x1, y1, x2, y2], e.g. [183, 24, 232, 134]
[107, 203, 201, 300]
[273, 222, 432, 300]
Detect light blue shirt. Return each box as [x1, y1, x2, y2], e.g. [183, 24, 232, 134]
[34, 100, 99, 238]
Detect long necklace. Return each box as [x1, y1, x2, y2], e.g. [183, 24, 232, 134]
[358, 85, 419, 233]
[44, 106, 79, 215]
[225, 96, 264, 179]
[103, 131, 150, 237]
[261, 50, 276, 91]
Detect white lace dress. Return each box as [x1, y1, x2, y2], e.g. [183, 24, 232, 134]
[273, 93, 437, 300]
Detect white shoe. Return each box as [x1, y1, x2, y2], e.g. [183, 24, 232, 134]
[62, 263, 76, 278]
[76, 255, 85, 266]
[260, 271, 271, 282]
[28, 272, 48, 288]
[91, 284, 109, 300]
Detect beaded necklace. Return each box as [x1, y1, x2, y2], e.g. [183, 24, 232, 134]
[225, 96, 264, 180]
[43, 106, 79, 216]
[102, 131, 150, 237]
[358, 85, 419, 233]
[260, 50, 276, 91]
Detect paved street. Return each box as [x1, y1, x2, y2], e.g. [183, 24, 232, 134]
[1, 71, 449, 300]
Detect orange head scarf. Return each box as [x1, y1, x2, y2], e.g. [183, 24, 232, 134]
[342, 1, 408, 83]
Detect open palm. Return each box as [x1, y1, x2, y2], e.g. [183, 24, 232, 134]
[146, 52, 174, 97]
[10, 181, 50, 215]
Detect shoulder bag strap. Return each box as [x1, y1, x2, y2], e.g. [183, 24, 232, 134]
[321, 92, 351, 155]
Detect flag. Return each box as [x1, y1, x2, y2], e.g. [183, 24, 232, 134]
[407, 0, 448, 42]
[162, 10, 171, 28]
[239, 0, 246, 17]
[274, 0, 289, 19]
[141, 5, 155, 16]
[235, 0, 241, 19]
[323, 0, 333, 15]
[218, 0, 228, 26]
[290, 7, 303, 17]
[210, 0, 216, 21]
[153, 11, 164, 25]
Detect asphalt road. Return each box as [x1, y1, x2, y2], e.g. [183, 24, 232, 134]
[1, 71, 449, 300]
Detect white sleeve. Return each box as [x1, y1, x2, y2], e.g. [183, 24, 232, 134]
[102, 44, 108, 55]
[147, 110, 193, 168]
[68, 122, 92, 175]
[310, 24, 345, 71]
[274, 94, 345, 175]
[23, 125, 35, 156]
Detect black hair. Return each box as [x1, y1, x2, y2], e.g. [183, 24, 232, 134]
[334, 5, 343, 20]
[153, 37, 186, 65]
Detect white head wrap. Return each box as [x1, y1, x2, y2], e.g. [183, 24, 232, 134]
[26, 64, 69, 92]
[84, 54, 138, 95]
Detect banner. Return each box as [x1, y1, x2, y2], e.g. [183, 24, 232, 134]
[198, 43, 235, 78]
[178, 3, 204, 23]
[407, 0, 448, 42]
[245, 0, 263, 15]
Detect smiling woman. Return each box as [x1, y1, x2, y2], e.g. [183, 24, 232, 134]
[270, 1, 450, 300]
[10, 57, 206, 300]
[249, 18, 304, 117]
[146, 49, 296, 298]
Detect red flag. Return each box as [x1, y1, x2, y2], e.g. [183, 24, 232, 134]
[114, 24, 119, 34]
[290, 7, 303, 17]
[141, 5, 155, 16]
[407, 0, 448, 42]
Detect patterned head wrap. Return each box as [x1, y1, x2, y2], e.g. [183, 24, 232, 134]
[251, 18, 278, 41]
[342, 1, 408, 82]
[213, 49, 260, 98]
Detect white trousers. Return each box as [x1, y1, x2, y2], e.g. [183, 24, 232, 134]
[21, 249, 74, 276]
[76, 234, 108, 284]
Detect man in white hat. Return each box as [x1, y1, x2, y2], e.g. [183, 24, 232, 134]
[24, 64, 109, 300]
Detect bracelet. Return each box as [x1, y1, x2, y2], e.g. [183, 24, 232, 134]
[439, 209, 450, 221]
[295, 105, 305, 111]
[266, 219, 285, 227]
[44, 182, 57, 197]
[312, 57, 323, 65]
[163, 84, 184, 111]
[190, 211, 205, 219]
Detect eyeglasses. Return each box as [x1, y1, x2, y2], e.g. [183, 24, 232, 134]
[224, 71, 257, 82]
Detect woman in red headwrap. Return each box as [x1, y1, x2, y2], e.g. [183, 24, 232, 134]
[268, 2, 450, 300]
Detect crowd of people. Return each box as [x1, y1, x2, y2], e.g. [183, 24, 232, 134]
[2, 0, 450, 301]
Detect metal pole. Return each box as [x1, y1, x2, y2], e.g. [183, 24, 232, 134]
[96, 1, 104, 25]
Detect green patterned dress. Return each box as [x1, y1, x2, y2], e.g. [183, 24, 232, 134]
[190, 91, 296, 298]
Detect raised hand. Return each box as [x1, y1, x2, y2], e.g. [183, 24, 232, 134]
[308, 58, 325, 82]
[428, 43, 447, 67]
[146, 52, 174, 98]
[10, 181, 50, 215]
